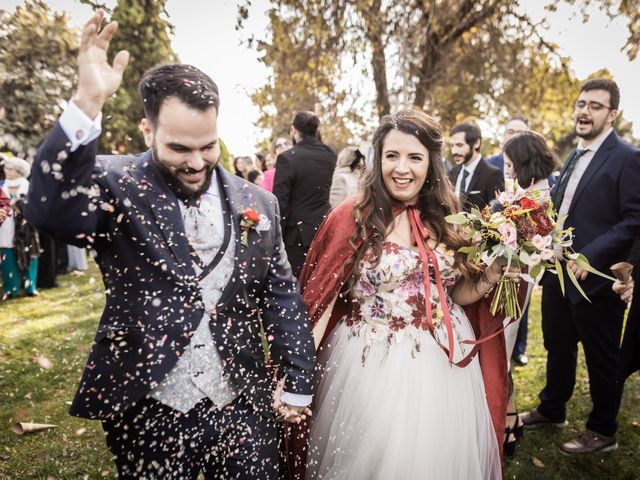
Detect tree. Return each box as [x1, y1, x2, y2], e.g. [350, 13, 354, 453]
[88, 0, 178, 154]
[0, 0, 78, 158]
[247, 2, 362, 152]
[243, 0, 636, 156]
[561, 0, 640, 60]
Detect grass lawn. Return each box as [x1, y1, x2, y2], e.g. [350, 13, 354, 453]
[0, 265, 638, 479]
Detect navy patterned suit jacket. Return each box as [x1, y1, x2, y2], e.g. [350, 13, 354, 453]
[25, 124, 315, 419]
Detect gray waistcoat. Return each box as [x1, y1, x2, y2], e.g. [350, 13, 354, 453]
[150, 200, 239, 413]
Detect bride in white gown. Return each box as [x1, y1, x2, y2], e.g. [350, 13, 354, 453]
[300, 111, 514, 480]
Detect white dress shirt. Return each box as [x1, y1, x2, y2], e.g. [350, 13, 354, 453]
[454, 154, 482, 196]
[558, 128, 613, 219]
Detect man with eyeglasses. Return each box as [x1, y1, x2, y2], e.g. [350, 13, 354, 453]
[521, 78, 640, 455]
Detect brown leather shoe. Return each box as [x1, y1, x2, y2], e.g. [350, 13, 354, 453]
[519, 408, 568, 428]
[559, 429, 618, 454]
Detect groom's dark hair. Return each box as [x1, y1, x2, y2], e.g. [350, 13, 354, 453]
[138, 64, 220, 124]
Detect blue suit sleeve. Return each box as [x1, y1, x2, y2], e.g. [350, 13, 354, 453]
[25, 123, 106, 246]
[259, 200, 315, 395]
[580, 149, 640, 270]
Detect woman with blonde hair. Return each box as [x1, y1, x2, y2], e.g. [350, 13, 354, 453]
[328, 146, 365, 209]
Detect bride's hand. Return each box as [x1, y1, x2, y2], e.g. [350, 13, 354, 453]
[484, 262, 521, 284]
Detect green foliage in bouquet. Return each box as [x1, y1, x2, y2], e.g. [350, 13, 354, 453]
[446, 180, 615, 319]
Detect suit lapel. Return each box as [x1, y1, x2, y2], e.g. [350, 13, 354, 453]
[465, 158, 485, 193]
[551, 150, 576, 202]
[449, 165, 461, 185]
[567, 132, 617, 216]
[217, 167, 252, 307]
[134, 152, 194, 277]
[460, 159, 483, 193]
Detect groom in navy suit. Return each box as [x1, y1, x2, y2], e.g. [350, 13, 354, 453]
[521, 78, 640, 454]
[25, 11, 314, 479]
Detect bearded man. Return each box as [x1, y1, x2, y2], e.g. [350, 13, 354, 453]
[521, 78, 640, 454]
[25, 11, 315, 479]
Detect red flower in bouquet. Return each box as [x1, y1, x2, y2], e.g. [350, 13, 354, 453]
[530, 208, 554, 236]
[519, 197, 540, 210]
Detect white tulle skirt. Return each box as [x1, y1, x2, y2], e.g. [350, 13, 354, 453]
[305, 321, 502, 480]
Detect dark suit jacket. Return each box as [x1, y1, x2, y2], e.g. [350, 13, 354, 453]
[449, 158, 504, 211]
[486, 153, 504, 172]
[272, 136, 336, 248]
[25, 124, 315, 420]
[543, 131, 640, 304]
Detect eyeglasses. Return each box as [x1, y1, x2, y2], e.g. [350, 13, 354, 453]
[275, 142, 291, 149]
[573, 100, 612, 112]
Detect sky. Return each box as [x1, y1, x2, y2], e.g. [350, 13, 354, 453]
[4, 0, 639, 155]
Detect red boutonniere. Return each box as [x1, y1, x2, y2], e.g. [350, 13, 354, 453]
[240, 208, 270, 246]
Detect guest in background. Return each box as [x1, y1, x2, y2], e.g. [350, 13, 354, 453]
[233, 155, 252, 179]
[262, 137, 292, 192]
[448, 121, 504, 211]
[0, 156, 40, 300]
[67, 244, 89, 275]
[273, 111, 336, 277]
[521, 78, 640, 454]
[0, 151, 6, 187]
[487, 115, 530, 176]
[329, 146, 365, 209]
[255, 153, 267, 172]
[0, 188, 10, 225]
[247, 169, 264, 187]
[500, 130, 558, 455]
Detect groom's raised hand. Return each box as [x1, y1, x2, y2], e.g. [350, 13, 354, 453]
[74, 9, 129, 119]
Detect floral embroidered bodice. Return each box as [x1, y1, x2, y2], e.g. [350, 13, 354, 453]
[348, 241, 472, 359]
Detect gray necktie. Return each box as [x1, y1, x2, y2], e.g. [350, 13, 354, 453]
[183, 202, 218, 265]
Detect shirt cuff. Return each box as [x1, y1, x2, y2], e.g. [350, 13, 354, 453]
[281, 391, 313, 407]
[59, 100, 102, 152]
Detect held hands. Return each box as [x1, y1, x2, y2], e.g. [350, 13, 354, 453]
[612, 279, 634, 304]
[272, 376, 312, 424]
[74, 10, 129, 119]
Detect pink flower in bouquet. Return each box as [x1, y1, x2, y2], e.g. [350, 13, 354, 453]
[540, 249, 555, 261]
[529, 253, 542, 265]
[531, 234, 552, 251]
[498, 222, 518, 249]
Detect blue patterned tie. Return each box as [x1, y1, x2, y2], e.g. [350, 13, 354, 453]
[554, 149, 588, 208]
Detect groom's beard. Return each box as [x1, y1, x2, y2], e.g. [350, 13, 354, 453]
[152, 145, 215, 202]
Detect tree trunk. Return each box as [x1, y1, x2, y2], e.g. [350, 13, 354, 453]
[362, 0, 390, 118]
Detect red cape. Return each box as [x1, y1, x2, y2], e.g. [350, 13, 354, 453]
[282, 197, 524, 479]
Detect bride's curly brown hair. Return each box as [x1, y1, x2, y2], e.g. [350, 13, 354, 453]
[347, 109, 478, 290]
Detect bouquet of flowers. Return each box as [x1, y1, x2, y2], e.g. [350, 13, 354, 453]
[446, 179, 614, 319]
